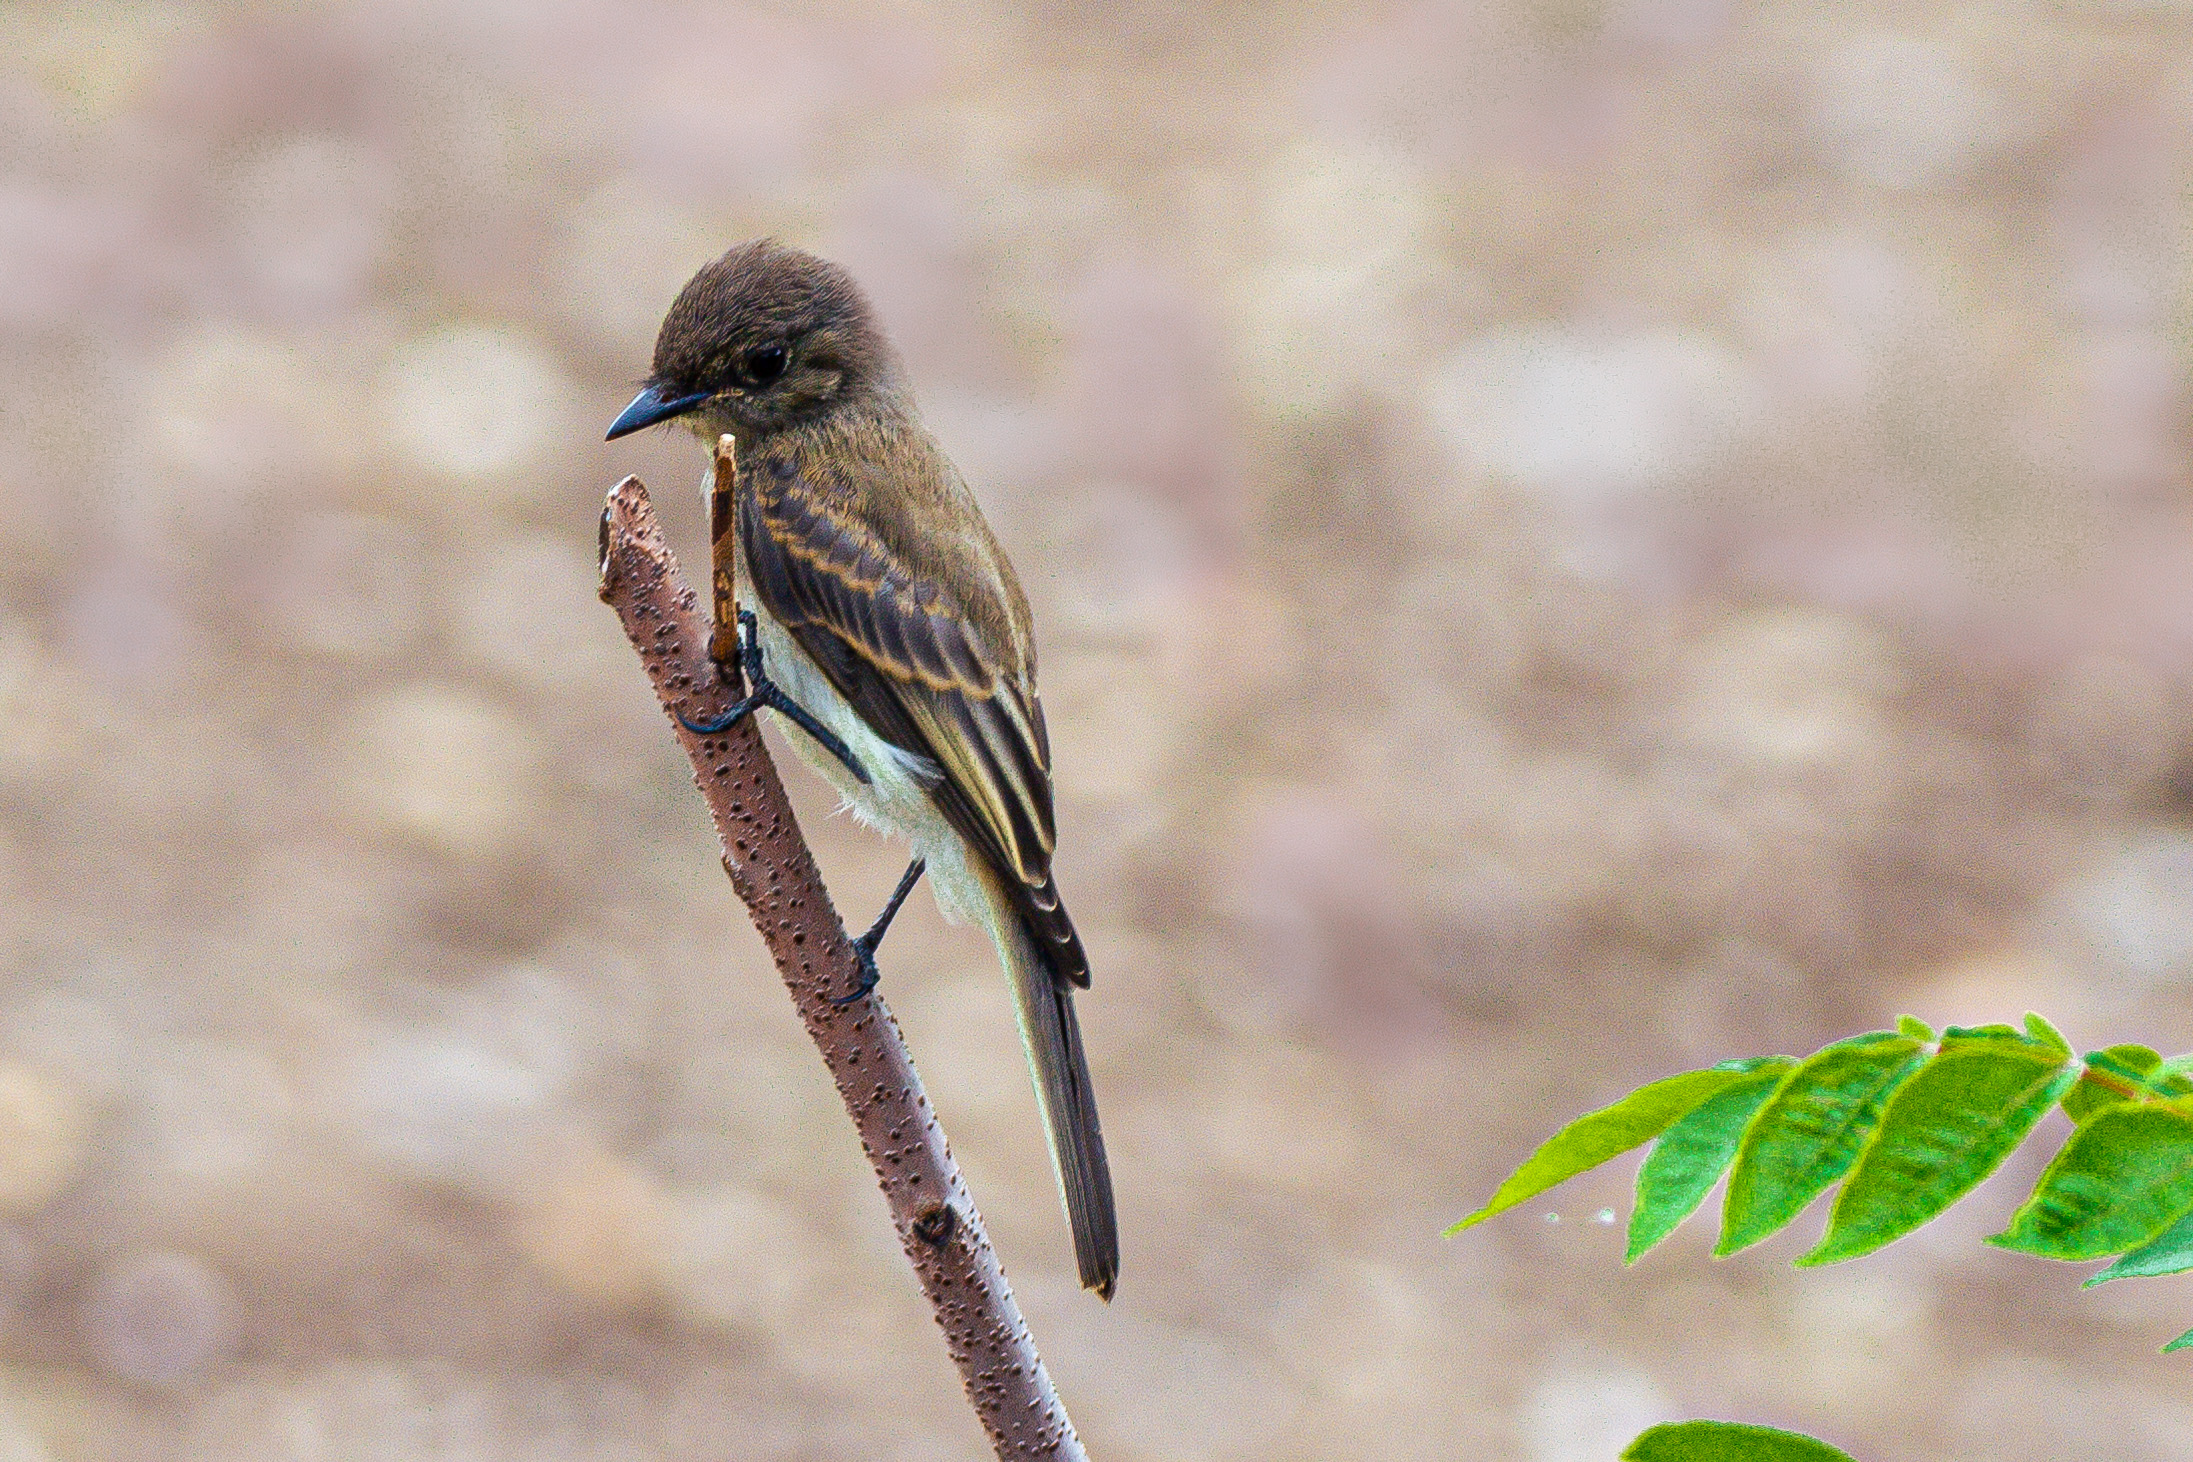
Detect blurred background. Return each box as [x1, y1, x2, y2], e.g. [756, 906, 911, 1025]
[2, 0, 2192, 1457]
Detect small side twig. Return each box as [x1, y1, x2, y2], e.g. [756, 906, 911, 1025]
[597, 474, 1089, 1461]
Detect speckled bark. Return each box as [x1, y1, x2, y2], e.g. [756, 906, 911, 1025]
[597, 473, 1089, 1461]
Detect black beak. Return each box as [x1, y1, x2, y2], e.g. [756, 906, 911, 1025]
[605, 383, 713, 441]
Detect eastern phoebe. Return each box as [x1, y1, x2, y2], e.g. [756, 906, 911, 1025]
[606, 241, 1119, 1300]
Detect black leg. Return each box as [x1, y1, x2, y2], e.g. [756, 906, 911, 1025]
[680, 610, 870, 785]
[833, 858, 927, 1005]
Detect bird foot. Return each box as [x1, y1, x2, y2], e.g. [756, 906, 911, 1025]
[681, 609, 870, 785]
[831, 857, 926, 1005]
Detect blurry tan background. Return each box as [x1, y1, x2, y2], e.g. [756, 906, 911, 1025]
[2, 1, 2192, 1458]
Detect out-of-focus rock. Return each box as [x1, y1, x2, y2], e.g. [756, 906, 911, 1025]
[0, 1062, 88, 1216]
[453, 532, 624, 694]
[337, 684, 543, 860]
[2027, 655, 2172, 802]
[827, 173, 995, 387]
[1058, 258, 1241, 563]
[555, 178, 723, 354]
[1733, 231, 1921, 411]
[1785, 1263, 1941, 1425]
[1054, 1308, 1298, 1461]
[1811, 32, 2005, 190]
[1603, 0, 1733, 60]
[1202, 1046, 1362, 1190]
[343, 1023, 558, 1195]
[509, 1145, 673, 1308]
[0, 1384, 50, 1462]
[2, 993, 127, 1102]
[1229, 140, 1445, 413]
[2058, 828, 2193, 992]
[1221, 785, 1431, 1038]
[179, 1364, 501, 1461]
[80, 1251, 236, 1388]
[661, 1184, 819, 1340]
[264, 512, 428, 662]
[1426, 326, 1763, 509]
[225, 132, 393, 314]
[1664, 608, 1901, 769]
[379, 325, 575, 484]
[1521, 1354, 1678, 1462]
[0, 1225, 31, 1327]
[2, 3, 206, 123]
[1944, 1354, 2193, 1462]
[1901, 947, 2080, 1038]
[0, 182, 150, 335]
[0, 628, 93, 787]
[129, 1040, 291, 1196]
[147, 323, 374, 496]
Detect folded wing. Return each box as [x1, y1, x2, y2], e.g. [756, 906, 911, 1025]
[740, 458, 1090, 987]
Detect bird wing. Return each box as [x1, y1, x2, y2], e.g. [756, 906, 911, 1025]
[739, 457, 1090, 987]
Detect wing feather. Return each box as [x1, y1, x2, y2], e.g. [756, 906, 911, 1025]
[740, 460, 1088, 986]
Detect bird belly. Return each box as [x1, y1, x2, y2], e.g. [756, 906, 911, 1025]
[746, 601, 989, 930]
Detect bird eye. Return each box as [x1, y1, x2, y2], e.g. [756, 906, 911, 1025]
[742, 345, 788, 387]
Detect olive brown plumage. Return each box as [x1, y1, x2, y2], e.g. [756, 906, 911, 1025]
[607, 241, 1119, 1298]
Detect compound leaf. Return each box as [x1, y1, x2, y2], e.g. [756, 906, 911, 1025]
[2086, 1201, 2193, 1285]
[1447, 1059, 1789, 1234]
[1718, 1032, 1929, 1256]
[1991, 1104, 2193, 1261]
[1623, 1420, 1856, 1462]
[2061, 1046, 2192, 1124]
[1629, 1063, 1792, 1263]
[1803, 1029, 2075, 1265]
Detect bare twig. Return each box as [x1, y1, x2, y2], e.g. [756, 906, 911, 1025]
[597, 472, 1090, 1460]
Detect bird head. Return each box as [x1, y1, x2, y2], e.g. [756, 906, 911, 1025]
[605, 240, 896, 442]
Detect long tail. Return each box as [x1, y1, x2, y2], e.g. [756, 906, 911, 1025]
[984, 875, 1119, 1300]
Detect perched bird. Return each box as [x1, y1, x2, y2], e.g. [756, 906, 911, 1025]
[606, 241, 1119, 1299]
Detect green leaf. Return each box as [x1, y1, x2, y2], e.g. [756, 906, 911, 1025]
[1718, 1032, 1929, 1256]
[1623, 1419, 1857, 1462]
[1628, 1065, 1793, 1263]
[1990, 1104, 2193, 1260]
[2086, 1203, 2193, 1285]
[1447, 1060, 1787, 1235]
[1802, 1030, 2076, 1265]
[2023, 1012, 2071, 1056]
[2061, 1046, 2193, 1124]
[2164, 1328, 2193, 1354]
[1896, 1014, 1935, 1043]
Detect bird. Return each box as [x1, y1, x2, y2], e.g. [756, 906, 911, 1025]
[606, 240, 1119, 1300]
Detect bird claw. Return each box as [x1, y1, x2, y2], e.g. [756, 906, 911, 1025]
[680, 610, 870, 785]
[833, 939, 883, 1006]
[828, 858, 926, 1005]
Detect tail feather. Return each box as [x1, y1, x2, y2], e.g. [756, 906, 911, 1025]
[990, 879, 1118, 1299]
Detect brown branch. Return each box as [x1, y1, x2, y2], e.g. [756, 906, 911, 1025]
[596, 472, 1090, 1460]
